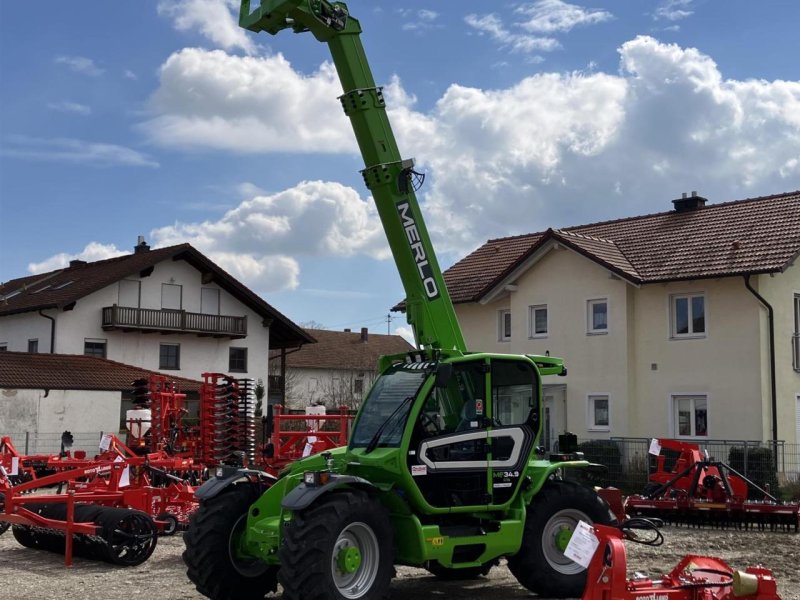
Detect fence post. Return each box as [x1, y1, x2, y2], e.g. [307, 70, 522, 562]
[24, 431, 29, 454]
[743, 442, 749, 478]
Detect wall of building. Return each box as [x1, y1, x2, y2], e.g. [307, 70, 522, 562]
[0, 311, 54, 352]
[284, 367, 374, 410]
[757, 262, 800, 444]
[0, 388, 121, 453]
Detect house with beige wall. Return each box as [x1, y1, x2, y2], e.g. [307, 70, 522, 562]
[438, 191, 800, 448]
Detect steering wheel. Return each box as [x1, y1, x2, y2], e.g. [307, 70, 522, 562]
[420, 412, 442, 435]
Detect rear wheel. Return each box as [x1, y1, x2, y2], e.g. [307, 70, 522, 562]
[278, 490, 394, 600]
[183, 485, 278, 600]
[507, 480, 613, 598]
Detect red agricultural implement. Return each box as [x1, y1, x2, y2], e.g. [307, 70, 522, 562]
[582, 521, 780, 599]
[625, 439, 799, 532]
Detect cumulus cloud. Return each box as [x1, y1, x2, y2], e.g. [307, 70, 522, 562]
[149, 180, 387, 292]
[465, 13, 559, 54]
[654, 0, 695, 21]
[140, 49, 353, 153]
[1, 135, 159, 168]
[393, 325, 416, 346]
[515, 0, 613, 33]
[141, 37, 800, 258]
[157, 0, 256, 54]
[55, 55, 104, 76]
[28, 243, 128, 274]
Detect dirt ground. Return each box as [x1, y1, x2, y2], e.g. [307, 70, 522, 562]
[0, 525, 797, 599]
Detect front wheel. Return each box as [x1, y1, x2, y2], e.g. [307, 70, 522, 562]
[507, 480, 614, 598]
[182, 484, 278, 600]
[278, 490, 394, 600]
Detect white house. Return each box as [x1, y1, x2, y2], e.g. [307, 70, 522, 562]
[423, 191, 800, 448]
[271, 327, 414, 410]
[0, 239, 314, 387]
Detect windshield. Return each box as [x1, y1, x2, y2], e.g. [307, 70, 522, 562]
[349, 364, 431, 449]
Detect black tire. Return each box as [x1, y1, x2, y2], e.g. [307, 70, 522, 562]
[11, 525, 37, 548]
[278, 490, 394, 600]
[426, 560, 495, 580]
[507, 480, 613, 598]
[183, 485, 278, 600]
[0, 522, 9, 536]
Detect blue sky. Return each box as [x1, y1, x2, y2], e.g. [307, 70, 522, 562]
[1, 1, 799, 342]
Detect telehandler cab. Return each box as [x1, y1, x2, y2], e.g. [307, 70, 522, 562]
[182, 2, 615, 598]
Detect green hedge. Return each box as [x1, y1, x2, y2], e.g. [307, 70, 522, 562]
[727, 446, 780, 498]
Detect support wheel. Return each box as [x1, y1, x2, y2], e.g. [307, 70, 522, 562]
[183, 484, 278, 600]
[507, 480, 613, 598]
[157, 512, 179, 536]
[279, 490, 394, 600]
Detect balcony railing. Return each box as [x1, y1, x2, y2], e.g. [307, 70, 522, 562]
[102, 305, 247, 338]
[793, 333, 800, 372]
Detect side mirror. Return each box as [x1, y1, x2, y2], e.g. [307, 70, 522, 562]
[434, 363, 453, 388]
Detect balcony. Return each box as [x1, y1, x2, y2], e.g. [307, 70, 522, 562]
[793, 333, 800, 372]
[102, 305, 247, 338]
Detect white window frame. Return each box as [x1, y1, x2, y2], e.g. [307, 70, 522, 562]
[498, 309, 511, 342]
[587, 394, 610, 432]
[587, 298, 609, 335]
[528, 304, 548, 338]
[671, 394, 709, 438]
[84, 338, 107, 359]
[670, 293, 706, 339]
[27, 338, 39, 353]
[792, 292, 800, 372]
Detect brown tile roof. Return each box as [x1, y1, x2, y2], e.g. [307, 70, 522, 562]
[0, 244, 314, 349]
[0, 351, 203, 393]
[274, 328, 414, 371]
[441, 190, 800, 304]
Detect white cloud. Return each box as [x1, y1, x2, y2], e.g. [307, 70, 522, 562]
[1, 135, 159, 168]
[465, 13, 560, 54]
[28, 243, 128, 274]
[55, 55, 103, 76]
[149, 180, 387, 292]
[141, 38, 800, 258]
[402, 9, 440, 32]
[47, 101, 92, 116]
[140, 49, 353, 153]
[393, 325, 416, 346]
[654, 0, 694, 21]
[157, 0, 256, 54]
[515, 0, 613, 34]
[124, 69, 138, 80]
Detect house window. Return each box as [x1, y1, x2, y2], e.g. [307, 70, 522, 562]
[673, 395, 708, 437]
[0, 344, 7, 352]
[201, 287, 220, 315]
[159, 343, 180, 370]
[671, 293, 705, 338]
[161, 283, 183, 310]
[587, 299, 608, 334]
[529, 305, 548, 338]
[84, 338, 107, 358]
[28, 339, 39, 353]
[588, 395, 610, 431]
[229, 347, 248, 372]
[354, 378, 364, 395]
[119, 279, 141, 307]
[498, 309, 511, 342]
[793, 294, 800, 371]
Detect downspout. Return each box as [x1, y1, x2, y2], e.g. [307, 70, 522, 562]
[38, 310, 55, 353]
[743, 275, 778, 463]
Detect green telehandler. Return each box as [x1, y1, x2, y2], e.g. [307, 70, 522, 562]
[182, 2, 615, 598]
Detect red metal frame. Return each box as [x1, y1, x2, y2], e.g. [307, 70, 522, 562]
[582, 524, 780, 599]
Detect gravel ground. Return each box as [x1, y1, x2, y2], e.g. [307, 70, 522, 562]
[0, 525, 797, 599]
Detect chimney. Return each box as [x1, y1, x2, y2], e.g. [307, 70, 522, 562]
[360, 327, 368, 343]
[134, 235, 151, 254]
[69, 259, 87, 268]
[672, 191, 707, 213]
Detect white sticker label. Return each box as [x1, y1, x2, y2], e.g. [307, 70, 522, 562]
[99, 433, 113, 451]
[119, 465, 130, 488]
[411, 465, 427, 476]
[10, 457, 19, 476]
[563, 520, 600, 569]
[648, 438, 662, 456]
[493, 482, 512, 488]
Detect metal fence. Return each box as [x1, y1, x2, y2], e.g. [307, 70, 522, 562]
[570, 437, 800, 497]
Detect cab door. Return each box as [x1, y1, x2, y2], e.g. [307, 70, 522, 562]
[406, 360, 491, 508]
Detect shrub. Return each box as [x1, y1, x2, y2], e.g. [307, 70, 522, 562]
[728, 446, 780, 498]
